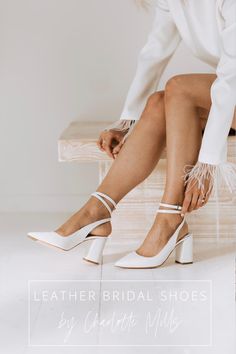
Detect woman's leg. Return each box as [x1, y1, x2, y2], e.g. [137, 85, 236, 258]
[137, 73, 218, 256]
[56, 92, 167, 236]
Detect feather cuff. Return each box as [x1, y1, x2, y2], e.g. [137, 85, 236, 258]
[183, 161, 236, 196]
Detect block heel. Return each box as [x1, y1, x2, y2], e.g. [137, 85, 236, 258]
[175, 234, 193, 264]
[83, 237, 108, 264]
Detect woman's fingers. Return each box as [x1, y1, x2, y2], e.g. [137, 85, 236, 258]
[182, 192, 192, 215]
[97, 131, 115, 158]
[194, 178, 211, 210]
[113, 141, 124, 155]
[97, 130, 126, 159]
[97, 135, 105, 151]
[204, 189, 211, 204]
[196, 194, 205, 209]
[102, 136, 114, 158]
[113, 142, 123, 154]
[183, 176, 213, 213]
[188, 191, 199, 212]
[182, 178, 195, 214]
[196, 190, 207, 209]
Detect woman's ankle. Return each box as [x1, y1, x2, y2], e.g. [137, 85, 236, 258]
[85, 197, 113, 219]
[155, 212, 188, 239]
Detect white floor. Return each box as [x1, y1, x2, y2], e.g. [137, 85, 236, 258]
[0, 213, 236, 354]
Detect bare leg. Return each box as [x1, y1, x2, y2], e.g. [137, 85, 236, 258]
[56, 92, 166, 236]
[137, 74, 218, 256]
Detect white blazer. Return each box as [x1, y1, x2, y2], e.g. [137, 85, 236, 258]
[107, 0, 236, 194]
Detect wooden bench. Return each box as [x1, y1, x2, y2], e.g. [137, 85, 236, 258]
[58, 121, 236, 241]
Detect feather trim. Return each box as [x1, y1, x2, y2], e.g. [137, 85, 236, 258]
[104, 119, 137, 144]
[183, 161, 236, 196]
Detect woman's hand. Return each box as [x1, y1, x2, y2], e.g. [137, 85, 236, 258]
[97, 129, 126, 159]
[181, 177, 212, 215]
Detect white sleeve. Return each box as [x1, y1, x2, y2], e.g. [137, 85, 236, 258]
[119, 0, 181, 121]
[198, 0, 236, 165]
[184, 0, 236, 195]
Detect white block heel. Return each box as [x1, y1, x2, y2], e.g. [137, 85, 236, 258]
[27, 191, 116, 264]
[115, 202, 194, 269]
[175, 234, 193, 264]
[83, 237, 108, 264]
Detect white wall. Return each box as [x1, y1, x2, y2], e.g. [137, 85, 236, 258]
[0, 0, 214, 213]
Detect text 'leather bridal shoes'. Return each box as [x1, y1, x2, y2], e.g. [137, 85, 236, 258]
[28, 191, 117, 264]
[115, 202, 193, 269]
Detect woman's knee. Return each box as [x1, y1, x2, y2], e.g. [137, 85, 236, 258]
[165, 75, 191, 101]
[144, 91, 165, 112]
[140, 91, 165, 123]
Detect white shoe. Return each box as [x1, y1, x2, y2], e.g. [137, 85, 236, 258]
[115, 202, 193, 269]
[28, 191, 117, 264]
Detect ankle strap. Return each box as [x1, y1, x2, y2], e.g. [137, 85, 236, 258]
[91, 191, 117, 216]
[157, 202, 182, 214]
[159, 202, 182, 211]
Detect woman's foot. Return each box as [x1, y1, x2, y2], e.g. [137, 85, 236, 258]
[136, 211, 188, 257]
[55, 195, 113, 237]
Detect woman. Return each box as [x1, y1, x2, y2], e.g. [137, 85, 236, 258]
[28, 0, 236, 268]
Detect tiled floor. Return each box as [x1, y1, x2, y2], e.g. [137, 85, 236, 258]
[0, 213, 235, 354]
